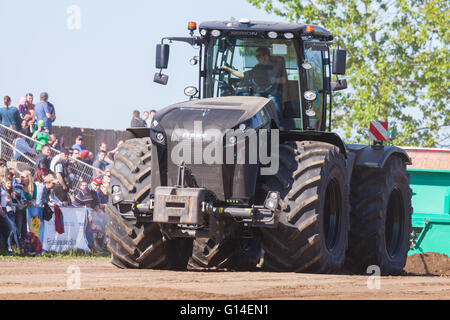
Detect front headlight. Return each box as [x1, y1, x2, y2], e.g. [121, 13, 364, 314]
[150, 129, 166, 146]
[150, 119, 166, 146]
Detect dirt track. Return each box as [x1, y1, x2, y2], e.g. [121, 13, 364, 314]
[0, 254, 449, 300]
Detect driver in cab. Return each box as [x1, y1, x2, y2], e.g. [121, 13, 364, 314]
[221, 47, 285, 124]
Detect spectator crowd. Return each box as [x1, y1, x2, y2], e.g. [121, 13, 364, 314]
[0, 141, 114, 255]
[0, 91, 155, 255]
[130, 109, 156, 128]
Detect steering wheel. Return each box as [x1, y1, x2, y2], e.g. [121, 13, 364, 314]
[244, 68, 273, 94]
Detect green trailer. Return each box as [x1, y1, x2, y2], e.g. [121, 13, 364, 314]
[408, 168, 450, 255]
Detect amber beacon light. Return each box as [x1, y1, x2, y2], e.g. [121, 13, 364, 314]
[188, 21, 197, 31]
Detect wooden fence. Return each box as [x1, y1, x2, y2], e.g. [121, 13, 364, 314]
[52, 126, 133, 156]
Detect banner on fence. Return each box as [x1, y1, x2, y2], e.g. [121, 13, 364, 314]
[42, 207, 90, 252]
[26, 206, 106, 253]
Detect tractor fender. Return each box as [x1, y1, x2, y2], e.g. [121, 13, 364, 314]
[280, 131, 347, 158]
[126, 127, 150, 139]
[346, 144, 412, 169]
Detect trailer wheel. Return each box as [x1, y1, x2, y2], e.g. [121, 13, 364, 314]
[106, 137, 193, 269]
[345, 156, 412, 275]
[259, 141, 349, 273]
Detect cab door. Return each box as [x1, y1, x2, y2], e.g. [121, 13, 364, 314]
[301, 40, 330, 131]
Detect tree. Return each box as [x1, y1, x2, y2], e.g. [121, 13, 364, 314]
[248, 0, 449, 146]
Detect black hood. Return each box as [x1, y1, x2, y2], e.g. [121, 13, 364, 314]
[150, 96, 276, 202]
[160, 108, 245, 140]
[155, 96, 278, 132]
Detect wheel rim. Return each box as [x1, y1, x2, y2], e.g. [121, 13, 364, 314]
[324, 178, 342, 251]
[385, 189, 404, 258]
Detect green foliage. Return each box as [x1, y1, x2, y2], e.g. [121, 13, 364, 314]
[248, 0, 449, 146]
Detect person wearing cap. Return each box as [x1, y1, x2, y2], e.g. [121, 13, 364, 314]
[73, 177, 101, 210]
[80, 177, 105, 250]
[34, 173, 57, 207]
[71, 136, 88, 153]
[34, 92, 54, 137]
[80, 149, 90, 164]
[31, 119, 50, 152]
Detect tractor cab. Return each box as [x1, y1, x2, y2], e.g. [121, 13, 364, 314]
[154, 19, 347, 132]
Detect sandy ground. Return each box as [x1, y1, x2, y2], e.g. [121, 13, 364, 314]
[0, 256, 449, 300]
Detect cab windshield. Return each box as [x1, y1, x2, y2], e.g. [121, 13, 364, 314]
[204, 37, 303, 130]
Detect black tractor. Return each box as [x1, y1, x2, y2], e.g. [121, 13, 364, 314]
[106, 19, 412, 275]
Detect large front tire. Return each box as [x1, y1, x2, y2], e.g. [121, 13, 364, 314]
[106, 137, 193, 269]
[260, 141, 350, 273]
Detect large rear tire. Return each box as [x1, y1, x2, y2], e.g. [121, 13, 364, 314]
[345, 156, 412, 275]
[106, 137, 193, 269]
[260, 141, 349, 273]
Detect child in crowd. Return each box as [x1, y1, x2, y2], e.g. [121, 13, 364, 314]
[32, 120, 50, 152]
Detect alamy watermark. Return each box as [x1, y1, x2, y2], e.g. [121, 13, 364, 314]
[366, 265, 381, 290]
[66, 265, 81, 290]
[170, 121, 279, 175]
[66, 5, 81, 30]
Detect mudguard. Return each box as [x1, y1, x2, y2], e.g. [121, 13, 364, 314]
[346, 144, 411, 169]
[280, 131, 347, 158]
[126, 127, 150, 139]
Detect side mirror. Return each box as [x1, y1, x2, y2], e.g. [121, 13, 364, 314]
[331, 79, 347, 91]
[332, 49, 347, 75]
[154, 73, 169, 85]
[156, 44, 170, 69]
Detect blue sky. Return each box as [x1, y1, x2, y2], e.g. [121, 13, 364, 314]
[0, 0, 276, 130]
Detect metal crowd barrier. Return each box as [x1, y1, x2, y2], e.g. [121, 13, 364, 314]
[0, 124, 104, 197]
